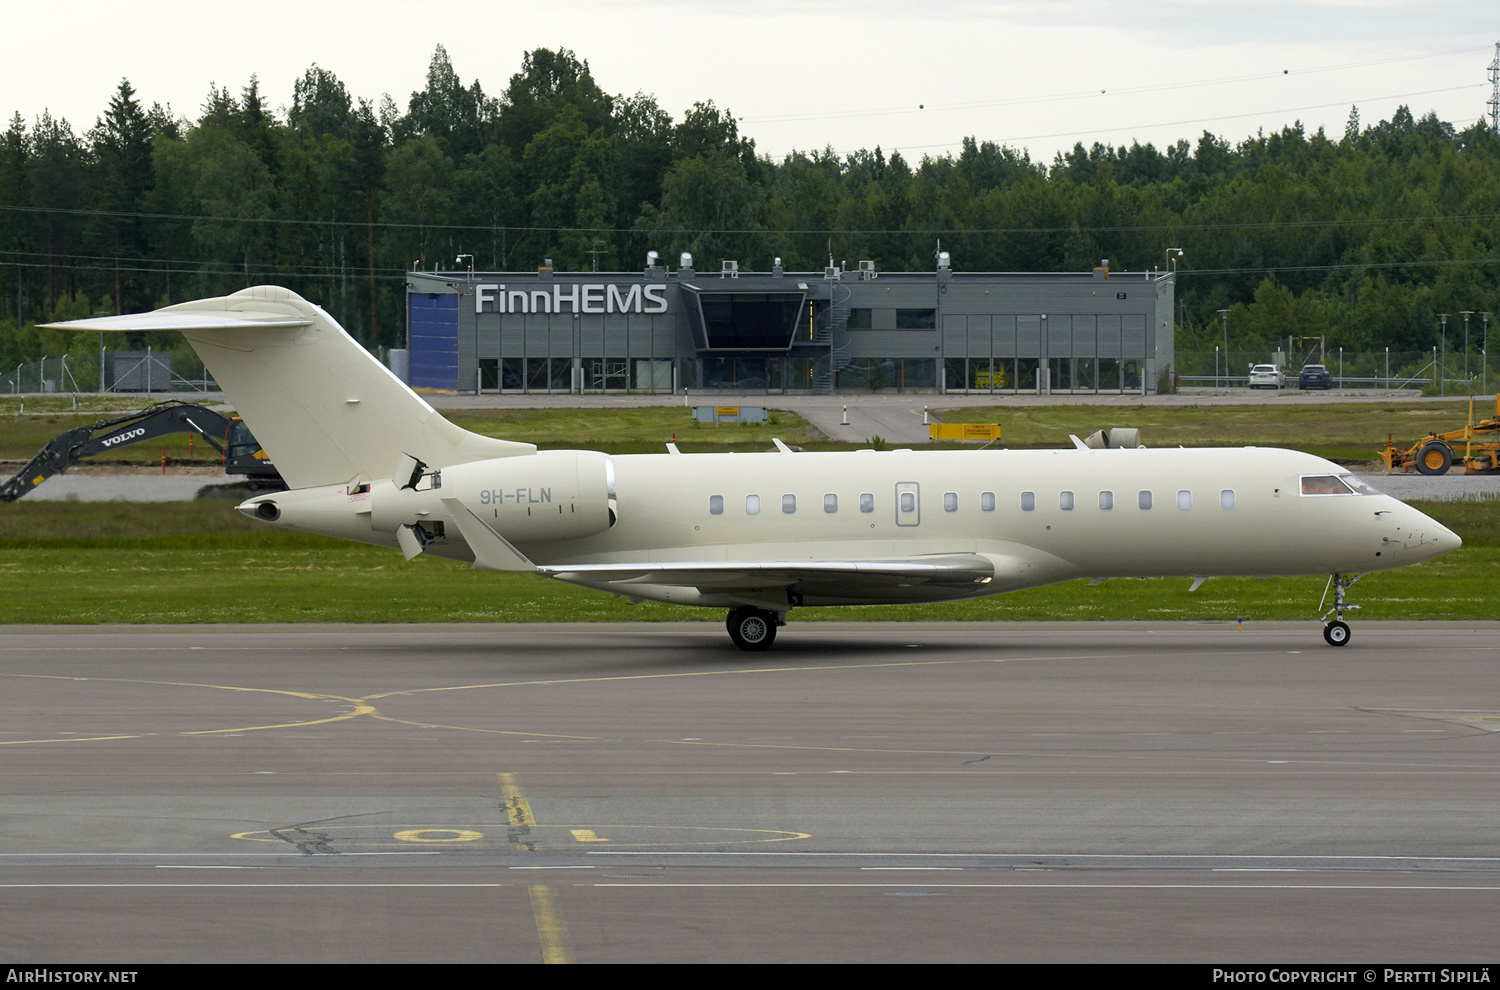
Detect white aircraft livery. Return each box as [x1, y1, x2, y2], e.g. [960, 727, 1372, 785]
[48, 286, 1461, 650]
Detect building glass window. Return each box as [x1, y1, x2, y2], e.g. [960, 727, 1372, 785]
[896, 309, 937, 329]
[847, 308, 872, 329]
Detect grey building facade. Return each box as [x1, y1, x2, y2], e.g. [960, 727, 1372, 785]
[405, 257, 1174, 395]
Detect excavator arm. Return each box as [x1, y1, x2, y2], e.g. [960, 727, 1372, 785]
[1, 400, 281, 501]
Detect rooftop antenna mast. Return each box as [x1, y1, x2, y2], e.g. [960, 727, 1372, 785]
[1489, 42, 1500, 135]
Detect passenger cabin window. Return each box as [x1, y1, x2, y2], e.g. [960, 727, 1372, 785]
[1059, 491, 1074, 511]
[1177, 490, 1192, 510]
[980, 491, 996, 512]
[1099, 491, 1114, 510]
[745, 494, 761, 515]
[1020, 491, 1036, 511]
[860, 493, 875, 513]
[1138, 490, 1153, 510]
[782, 494, 797, 514]
[824, 494, 838, 513]
[900, 492, 916, 513]
[709, 495, 724, 515]
[1220, 489, 1236, 510]
[943, 492, 958, 512]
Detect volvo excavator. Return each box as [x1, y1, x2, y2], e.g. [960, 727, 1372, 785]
[1, 400, 284, 501]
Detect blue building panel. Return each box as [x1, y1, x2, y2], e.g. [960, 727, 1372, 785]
[408, 292, 458, 389]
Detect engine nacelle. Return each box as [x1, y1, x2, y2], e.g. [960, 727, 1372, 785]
[431, 451, 615, 545]
[242, 450, 616, 549]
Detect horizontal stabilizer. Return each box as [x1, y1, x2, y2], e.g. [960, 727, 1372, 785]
[42, 311, 311, 333]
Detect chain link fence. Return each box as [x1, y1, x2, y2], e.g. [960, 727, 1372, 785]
[2, 351, 218, 395]
[1174, 347, 1496, 394]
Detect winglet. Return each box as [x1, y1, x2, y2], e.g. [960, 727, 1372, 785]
[440, 498, 537, 572]
[1069, 434, 1088, 450]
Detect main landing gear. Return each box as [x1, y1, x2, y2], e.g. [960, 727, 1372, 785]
[726, 607, 783, 651]
[1319, 572, 1364, 647]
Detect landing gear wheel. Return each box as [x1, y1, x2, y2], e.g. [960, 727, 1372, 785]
[1415, 442, 1452, 476]
[1318, 573, 1363, 648]
[726, 607, 778, 652]
[1323, 621, 1351, 647]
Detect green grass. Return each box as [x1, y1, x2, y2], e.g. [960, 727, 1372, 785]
[942, 399, 1487, 463]
[6, 398, 1490, 467]
[0, 404, 823, 464]
[442, 406, 823, 454]
[1, 497, 1491, 625]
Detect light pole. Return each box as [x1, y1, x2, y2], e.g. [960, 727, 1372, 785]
[1460, 310, 1474, 388]
[1165, 247, 1184, 273]
[456, 254, 476, 393]
[1482, 312, 1491, 394]
[1217, 309, 1230, 388]
[1438, 313, 1449, 396]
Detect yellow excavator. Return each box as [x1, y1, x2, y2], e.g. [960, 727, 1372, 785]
[1380, 395, 1500, 475]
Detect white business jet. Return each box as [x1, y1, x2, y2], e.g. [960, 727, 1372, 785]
[48, 286, 1461, 651]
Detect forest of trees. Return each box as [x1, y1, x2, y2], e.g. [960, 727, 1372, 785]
[3, 45, 1499, 379]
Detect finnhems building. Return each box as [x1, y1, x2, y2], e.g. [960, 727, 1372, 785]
[404, 253, 1175, 395]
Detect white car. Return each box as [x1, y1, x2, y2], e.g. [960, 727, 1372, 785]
[1248, 364, 1285, 389]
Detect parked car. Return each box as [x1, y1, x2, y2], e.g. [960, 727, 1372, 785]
[1248, 364, 1285, 389]
[1298, 364, 1332, 390]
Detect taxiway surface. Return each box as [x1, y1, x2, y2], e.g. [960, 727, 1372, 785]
[2, 621, 1497, 963]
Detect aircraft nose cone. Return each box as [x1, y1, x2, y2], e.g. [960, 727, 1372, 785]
[1433, 520, 1462, 555]
[1402, 507, 1461, 562]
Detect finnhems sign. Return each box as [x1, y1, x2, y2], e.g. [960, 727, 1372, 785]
[474, 283, 668, 315]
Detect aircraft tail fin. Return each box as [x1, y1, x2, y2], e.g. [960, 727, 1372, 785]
[45, 286, 535, 489]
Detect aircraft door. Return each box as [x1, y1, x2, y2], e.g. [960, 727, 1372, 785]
[895, 482, 920, 526]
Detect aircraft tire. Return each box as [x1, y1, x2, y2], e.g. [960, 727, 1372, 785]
[726, 607, 777, 651]
[1415, 442, 1452, 476]
[1323, 621, 1351, 647]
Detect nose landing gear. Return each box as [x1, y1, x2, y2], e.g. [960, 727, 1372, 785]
[1319, 572, 1364, 647]
[726, 607, 783, 651]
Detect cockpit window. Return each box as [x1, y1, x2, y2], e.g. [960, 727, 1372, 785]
[1340, 475, 1383, 496]
[1300, 475, 1352, 495]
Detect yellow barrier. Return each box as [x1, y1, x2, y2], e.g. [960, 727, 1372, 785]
[929, 423, 1002, 441]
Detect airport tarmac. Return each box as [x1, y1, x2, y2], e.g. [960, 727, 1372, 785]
[2, 621, 1497, 963]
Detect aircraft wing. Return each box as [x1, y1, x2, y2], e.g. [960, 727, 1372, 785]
[443, 496, 1023, 606]
[540, 555, 998, 607]
[541, 556, 994, 588]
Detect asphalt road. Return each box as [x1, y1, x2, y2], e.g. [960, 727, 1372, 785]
[2, 621, 1497, 963]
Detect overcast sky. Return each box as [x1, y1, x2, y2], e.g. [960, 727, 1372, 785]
[6, 1, 1497, 164]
